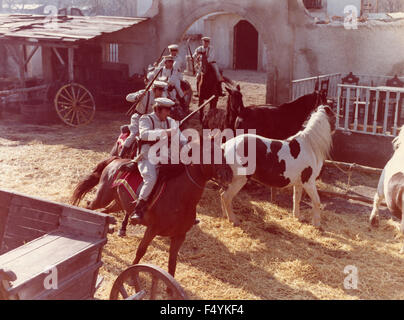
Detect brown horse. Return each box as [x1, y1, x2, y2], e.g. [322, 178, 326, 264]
[197, 52, 232, 128]
[71, 137, 233, 277]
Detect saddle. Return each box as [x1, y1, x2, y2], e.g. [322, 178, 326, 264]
[113, 162, 185, 206]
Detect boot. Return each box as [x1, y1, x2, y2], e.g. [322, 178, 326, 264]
[130, 199, 148, 225]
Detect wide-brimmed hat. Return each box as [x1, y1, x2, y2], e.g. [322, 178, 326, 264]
[202, 36, 211, 41]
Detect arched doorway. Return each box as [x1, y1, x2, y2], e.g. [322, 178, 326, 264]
[233, 20, 258, 70]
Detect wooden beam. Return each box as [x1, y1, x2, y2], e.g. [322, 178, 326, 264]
[324, 160, 382, 175]
[52, 47, 65, 66]
[68, 47, 74, 82]
[23, 45, 39, 68]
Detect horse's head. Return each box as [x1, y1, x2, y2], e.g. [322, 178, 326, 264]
[225, 84, 243, 116]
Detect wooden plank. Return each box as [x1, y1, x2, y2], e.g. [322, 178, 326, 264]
[2, 234, 102, 288]
[37, 262, 102, 300]
[8, 205, 60, 225]
[4, 225, 47, 244]
[59, 216, 104, 239]
[6, 215, 58, 234]
[0, 232, 62, 264]
[0, 236, 24, 255]
[8, 244, 103, 300]
[9, 193, 63, 215]
[61, 206, 112, 225]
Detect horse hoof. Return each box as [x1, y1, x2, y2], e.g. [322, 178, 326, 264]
[118, 229, 126, 237]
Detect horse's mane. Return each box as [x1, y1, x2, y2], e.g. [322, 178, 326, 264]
[392, 125, 404, 151]
[291, 105, 333, 162]
[277, 92, 318, 111]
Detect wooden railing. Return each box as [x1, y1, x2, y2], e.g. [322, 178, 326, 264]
[291, 73, 341, 100]
[336, 84, 404, 136]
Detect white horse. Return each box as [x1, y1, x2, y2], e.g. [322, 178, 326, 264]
[370, 125, 404, 253]
[221, 105, 335, 227]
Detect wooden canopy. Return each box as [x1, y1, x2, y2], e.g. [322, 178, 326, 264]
[0, 14, 148, 46]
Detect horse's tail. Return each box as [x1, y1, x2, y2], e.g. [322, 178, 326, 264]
[70, 156, 119, 206]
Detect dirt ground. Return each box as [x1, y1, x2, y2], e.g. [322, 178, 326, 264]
[0, 70, 403, 300]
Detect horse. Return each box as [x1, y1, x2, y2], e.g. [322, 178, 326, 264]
[221, 105, 336, 227]
[70, 136, 233, 277]
[197, 52, 232, 127]
[224, 85, 328, 139]
[369, 125, 404, 253]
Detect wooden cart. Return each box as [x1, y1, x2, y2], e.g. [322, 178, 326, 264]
[0, 189, 116, 300]
[0, 14, 147, 126]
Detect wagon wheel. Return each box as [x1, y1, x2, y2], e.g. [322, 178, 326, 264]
[54, 83, 96, 127]
[109, 264, 188, 300]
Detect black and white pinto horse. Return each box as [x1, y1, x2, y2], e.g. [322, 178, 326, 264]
[370, 126, 404, 253]
[221, 105, 336, 227]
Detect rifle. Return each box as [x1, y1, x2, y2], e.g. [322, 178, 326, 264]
[126, 67, 163, 116]
[155, 47, 167, 67]
[187, 39, 195, 76]
[179, 95, 215, 129]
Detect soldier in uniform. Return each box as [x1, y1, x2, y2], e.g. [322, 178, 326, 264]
[151, 55, 186, 107]
[119, 80, 168, 157]
[131, 97, 187, 222]
[193, 36, 224, 83]
[158, 44, 184, 80]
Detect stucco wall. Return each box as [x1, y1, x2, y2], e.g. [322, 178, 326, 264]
[293, 22, 404, 81]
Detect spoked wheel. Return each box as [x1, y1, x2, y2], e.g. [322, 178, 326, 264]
[109, 264, 188, 300]
[54, 83, 96, 127]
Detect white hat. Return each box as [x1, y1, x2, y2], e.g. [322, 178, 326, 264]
[168, 44, 179, 50]
[152, 80, 167, 89]
[202, 36, 211, 41]
[163, 55, 175, 62]
[154, 97, 175, 108]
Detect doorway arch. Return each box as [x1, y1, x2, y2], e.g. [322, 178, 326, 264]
[233, 20, 258, 70]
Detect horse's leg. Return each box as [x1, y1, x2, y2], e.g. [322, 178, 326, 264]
[116, 185, 136, 237]
[221, 175, 248, 226]
[302, 182, 322, 228]
[168, 234, 186, 277]
[293, 184, 304, 222]
[132, 227, 156, 265]
[370, 169, 386, 227]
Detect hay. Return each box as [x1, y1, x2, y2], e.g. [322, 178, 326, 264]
[0, 71, 403, 300]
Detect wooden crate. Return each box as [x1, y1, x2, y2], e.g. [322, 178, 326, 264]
[0, 189, 115, 300]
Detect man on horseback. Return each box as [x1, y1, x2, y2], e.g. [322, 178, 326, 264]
[193, 36, 224, 96]
[119, 80, 168, 158]
[149, 55, 186, 108]
[131, 97, 185, 223]
[157, 44, 184, 80]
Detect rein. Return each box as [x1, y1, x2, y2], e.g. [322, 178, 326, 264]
[185, 164, 207, 189]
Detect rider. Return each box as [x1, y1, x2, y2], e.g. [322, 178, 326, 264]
[158, 44, 184, 80]
[130, 97, 186, 223]
[151, 55, 186, 107]
[193, 36, 224, 82]
[119, 80, 168, 158]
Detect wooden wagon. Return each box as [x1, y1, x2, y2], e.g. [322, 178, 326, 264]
[0, 188, 189, 300]
[0, 13, 146, 126]
[0, 189, 116, 300]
